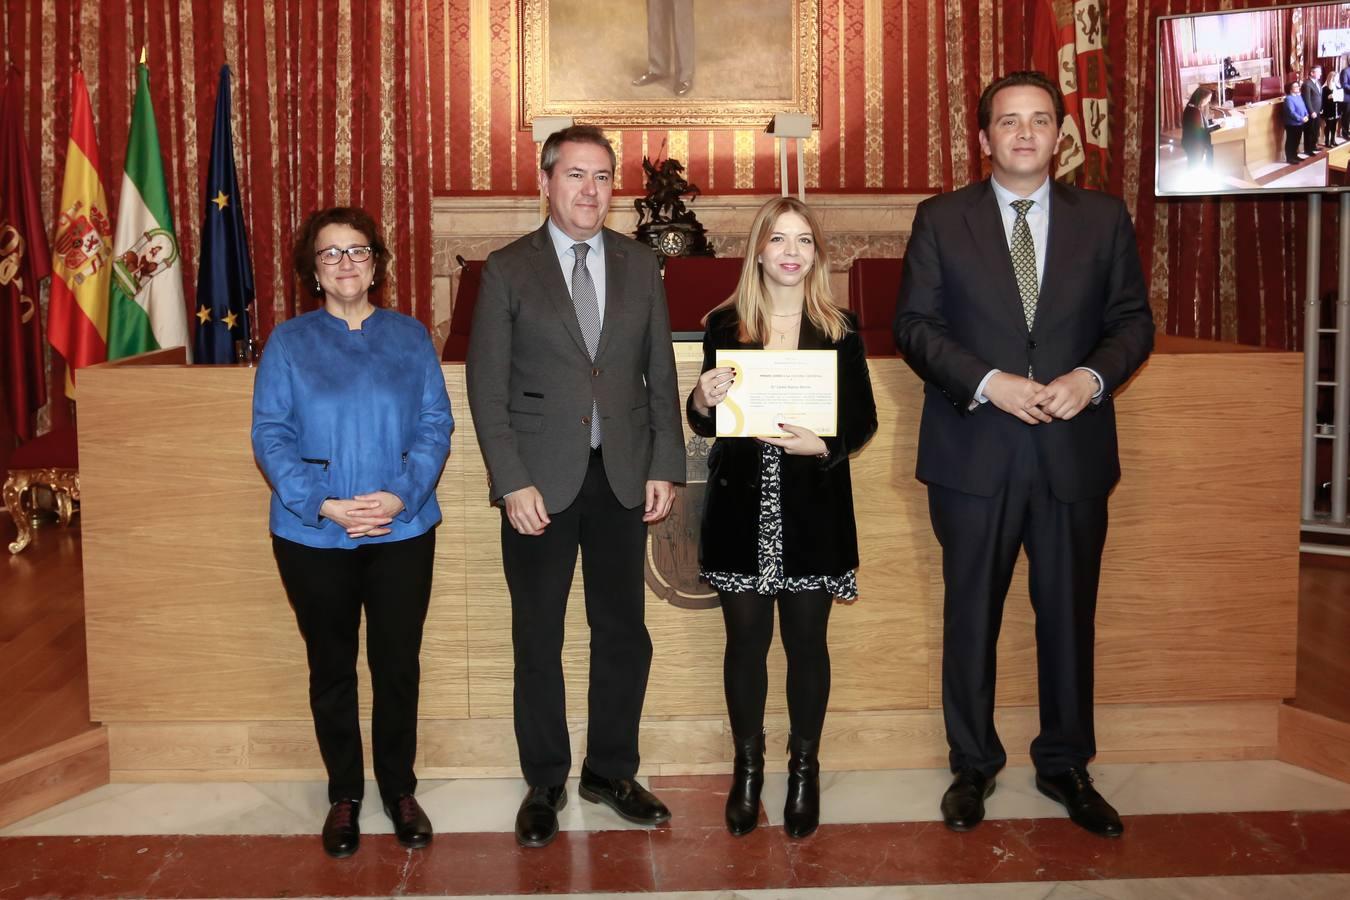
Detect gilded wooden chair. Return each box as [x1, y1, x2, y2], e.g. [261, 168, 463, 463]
[3, 426, 79, 554]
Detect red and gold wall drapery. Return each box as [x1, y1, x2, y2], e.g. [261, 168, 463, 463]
[0, 0, 1336, 439]
[973, 0, 1332, 348]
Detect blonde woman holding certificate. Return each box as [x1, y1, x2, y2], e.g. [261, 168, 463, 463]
[686, 197, 877, 839]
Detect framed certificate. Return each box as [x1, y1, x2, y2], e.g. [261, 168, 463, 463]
[715, 349, 837, 438]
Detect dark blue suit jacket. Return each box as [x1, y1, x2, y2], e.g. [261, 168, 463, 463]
[893, 179, 1154, 503]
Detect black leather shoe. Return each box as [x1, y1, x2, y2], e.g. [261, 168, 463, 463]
[1035, 767, 1124, 837]
[578, 763, 671, 825]
[632, 71, 665, 87]
[384, 793, 432, 849]
[515, 784, 567, 848]
[321, 798, 361, 858]
[940, 768, 994, 832]
[675, 80, 693, 96]
[783, 734, 820, 838]
[725, 732, 765, 836]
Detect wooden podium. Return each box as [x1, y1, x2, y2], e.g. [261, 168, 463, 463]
[76, 336, 1302, 780]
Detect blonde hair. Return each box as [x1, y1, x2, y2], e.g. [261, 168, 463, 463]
[707, 197, 850, 344]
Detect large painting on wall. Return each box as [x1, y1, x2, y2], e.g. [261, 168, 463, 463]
[519, 0, 820, 128]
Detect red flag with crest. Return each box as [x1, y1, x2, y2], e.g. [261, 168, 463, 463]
[1032, 0, 1109, 189]
[0, 66, 53, 441]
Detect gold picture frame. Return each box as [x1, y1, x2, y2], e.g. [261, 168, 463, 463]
[519, 0, 821, 128]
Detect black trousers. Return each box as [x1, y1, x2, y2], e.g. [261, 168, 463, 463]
[502, 450, 652, 787]
[1286, 124, 1305, 164]
[1304, 117, 1321, 155]
[272, 529, 435, 805]
[927, 428, 1107, 778]
[719, 589, 834, 742]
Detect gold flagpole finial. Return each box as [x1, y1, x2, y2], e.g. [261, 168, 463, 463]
[140, 46, 146, 65]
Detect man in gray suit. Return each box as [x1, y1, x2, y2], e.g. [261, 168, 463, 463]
[466, 125, 686, 848]
[632, 0, 695, 96]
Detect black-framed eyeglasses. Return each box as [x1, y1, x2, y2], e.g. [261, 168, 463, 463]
[316, 245, 374, 265]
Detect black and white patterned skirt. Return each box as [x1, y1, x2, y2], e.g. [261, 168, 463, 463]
[702, 442, 859, 600]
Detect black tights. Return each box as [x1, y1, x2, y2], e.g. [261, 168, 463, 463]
[719, 588, 833, 741]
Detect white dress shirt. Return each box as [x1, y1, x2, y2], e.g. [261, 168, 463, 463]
[974, 176, 1102, 406]
[547, 219, 606, 322]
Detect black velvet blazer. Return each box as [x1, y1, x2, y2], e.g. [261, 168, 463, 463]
[686, 306, 879, 578]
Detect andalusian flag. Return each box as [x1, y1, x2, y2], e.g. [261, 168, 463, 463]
[48, 68, 113, 395]
[107, 61, 189, 360]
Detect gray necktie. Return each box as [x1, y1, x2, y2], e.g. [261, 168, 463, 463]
[571, 242, 602, 448]
[1010, 199, 1038, 329]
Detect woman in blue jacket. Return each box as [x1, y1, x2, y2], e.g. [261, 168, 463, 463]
[252, 207, 453, 859]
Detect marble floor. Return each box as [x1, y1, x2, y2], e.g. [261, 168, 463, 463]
[3, 760, 1350, 897]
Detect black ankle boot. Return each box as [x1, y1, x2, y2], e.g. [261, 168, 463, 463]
[783, 734, 820, 838]
[725, 732, 766, 836]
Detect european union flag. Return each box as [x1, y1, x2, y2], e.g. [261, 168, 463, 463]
[193, 66, 254, 364]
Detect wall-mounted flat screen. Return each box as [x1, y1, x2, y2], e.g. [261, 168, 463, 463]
[1157, 2, 1350, 196]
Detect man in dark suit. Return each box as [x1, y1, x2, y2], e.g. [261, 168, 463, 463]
[894, 71, 1154, 838]
[1303, 66, 1324, 155]
[466, 125, 686, 848]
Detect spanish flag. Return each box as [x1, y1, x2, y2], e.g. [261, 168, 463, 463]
[48, 68, 112, 395]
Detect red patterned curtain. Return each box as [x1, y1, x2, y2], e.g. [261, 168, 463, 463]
[1300, 3, 1350, 73]
[0, 0, 437, 351]
[1159, 18, 1184, 134]
[0, 0, 1334, 445]
[1107, 1, 1317, 348]
[1261, 10, 1291, 85]
[968, 0, 1324, 349]
[2, 0, 439, 437]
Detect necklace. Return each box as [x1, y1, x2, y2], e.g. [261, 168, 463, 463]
[772, 311, 803, 318]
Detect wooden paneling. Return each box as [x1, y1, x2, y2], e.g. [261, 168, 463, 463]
[77, 366, 469, 722]
[104, 700, 1278, 781]
[1278, 704, 1350, 784]
[925, 347, 1303, 709]
[0, 727, 108, 829]
[1295, 555, 1350, 723]
[76, 341, 1302, 778]
[0, 524, 92, 767]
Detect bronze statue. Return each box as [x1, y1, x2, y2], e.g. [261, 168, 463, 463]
[634, 153, 713, 259]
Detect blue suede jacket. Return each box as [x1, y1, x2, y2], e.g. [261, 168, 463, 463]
[251, 306, 453, 548]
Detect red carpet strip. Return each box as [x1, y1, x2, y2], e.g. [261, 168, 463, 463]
[2, 810, 1349, 898]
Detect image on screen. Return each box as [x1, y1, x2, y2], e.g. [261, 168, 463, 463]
[1156, 2, 1350, 196]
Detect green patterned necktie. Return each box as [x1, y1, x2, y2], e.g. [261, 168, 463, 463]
[1010, 199, 1038, 329]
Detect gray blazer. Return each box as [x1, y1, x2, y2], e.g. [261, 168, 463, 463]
[1304, 77, 1324, 115]
[466, 224, 686, 512]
